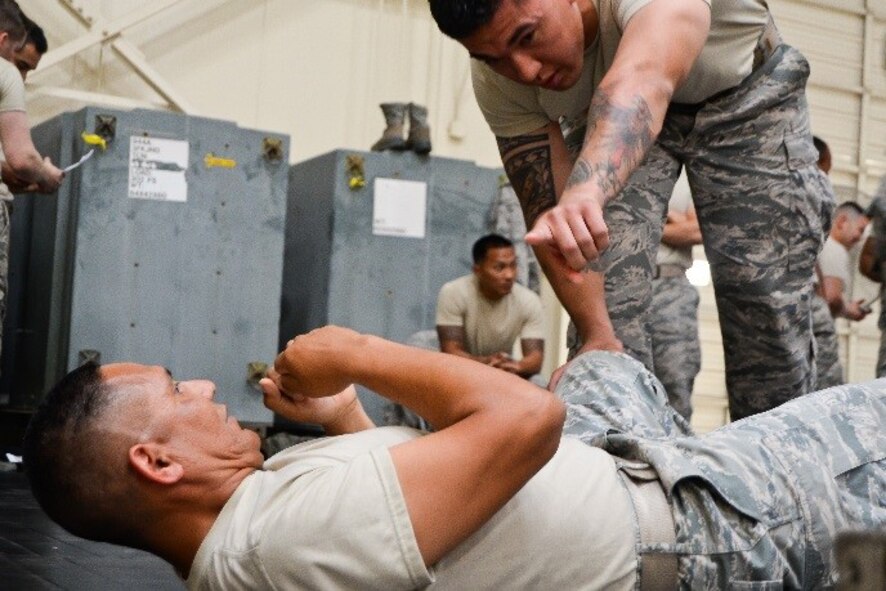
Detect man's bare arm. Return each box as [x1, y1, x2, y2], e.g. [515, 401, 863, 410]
[859, 237, 881, 283]
[260, 375, 374, 436]
[661, 208, 702, 248]
[1, 161, 38, 193]
[497, 124, 621, 353]
[526, 0, 711, 270]
[273, 326, 565, 566]
[0, 111, 63, 192]
[436, 325, 500, 364]
[513, 338, 544, 377]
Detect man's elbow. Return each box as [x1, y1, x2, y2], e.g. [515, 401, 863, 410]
[538, 396, 566, 458]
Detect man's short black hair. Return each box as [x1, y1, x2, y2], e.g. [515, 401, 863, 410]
[20, 12, 47, 53]
[22, 361, 123, 541]
[835, 200, 865, 218]
[812, 135, 829, 159]
[0, 0, 25, 43]
[473, 233, 514, 264]
[429, 0, 503, 40]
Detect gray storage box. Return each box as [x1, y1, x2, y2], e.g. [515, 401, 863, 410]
[282, 149, 503, 423]
[3, 107, 289, 423]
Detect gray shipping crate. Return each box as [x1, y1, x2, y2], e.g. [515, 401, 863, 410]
[3, 107, 289, 423]
[281, 149, 503, 424]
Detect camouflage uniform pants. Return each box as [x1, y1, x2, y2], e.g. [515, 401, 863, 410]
[811, 293, 843, 389]
[557, 351, 886, 588]
[0, 200, 8, 364]
[601, 44, 833, 421]
[649, 273, 700, 421]
[877, 328, 886, 378]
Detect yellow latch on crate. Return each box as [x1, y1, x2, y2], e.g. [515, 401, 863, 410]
[81, 132, 107, 151]
[204, 153, 237, 169]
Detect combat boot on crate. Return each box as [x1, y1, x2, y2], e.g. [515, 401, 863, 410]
[371, 102, 408, 152]
[406, 103, 432, 155]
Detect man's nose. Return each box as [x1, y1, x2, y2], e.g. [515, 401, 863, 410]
[183, 379, 216, 400]
[510, 53, 542, 84]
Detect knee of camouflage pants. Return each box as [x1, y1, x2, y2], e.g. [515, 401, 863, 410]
[557, 351, 693, 448]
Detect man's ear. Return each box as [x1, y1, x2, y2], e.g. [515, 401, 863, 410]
[128, 442, 184, 485]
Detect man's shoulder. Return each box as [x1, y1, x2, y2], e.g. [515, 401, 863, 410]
[439, 274, 475, 296]
[0, 59, 25, 111]
[510, 282, 542, 303]
[0, 59, 25, 89]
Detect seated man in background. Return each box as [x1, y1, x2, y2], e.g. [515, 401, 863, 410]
[23, 326, 885, 588]
[436, 233, 544, 379]
[814, 201, 869, 388]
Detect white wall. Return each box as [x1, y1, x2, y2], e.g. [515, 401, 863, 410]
[24, 0, 501, 167]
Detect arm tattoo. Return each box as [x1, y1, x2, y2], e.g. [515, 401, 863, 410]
[521, 338, 544, 355]
[497, 134, 558, 228]
[436, 325, 466, 347]
[565, 88, 655, 202]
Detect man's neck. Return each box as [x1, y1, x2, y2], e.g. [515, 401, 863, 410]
[578, 0, 599, 49]
[146, 467, 256, 579]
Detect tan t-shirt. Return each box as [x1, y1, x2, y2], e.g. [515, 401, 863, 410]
[473, 0, 771, 137]
[436, 274, 545, 356]
[819, 236, 850, 289]
[0, 58, 26, 202]
[186, 427, 637, 590]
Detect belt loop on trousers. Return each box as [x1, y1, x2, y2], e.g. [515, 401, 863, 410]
[752, 13, 783, 71]
[618, 470, 678, 591]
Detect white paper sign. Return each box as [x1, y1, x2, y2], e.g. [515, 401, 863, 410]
[128, 136, 189, 202]
[372, 178, 427, 239]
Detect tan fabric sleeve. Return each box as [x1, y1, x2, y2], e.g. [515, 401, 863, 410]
[518, 289, 546, 341]
[436, 280, 467, 327]
[0, 60, 25, 113]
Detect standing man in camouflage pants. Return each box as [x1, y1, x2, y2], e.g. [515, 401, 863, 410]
[429, 0, 833, 420]
[859, 175, 886, 377]
[649, 173, 701, 420]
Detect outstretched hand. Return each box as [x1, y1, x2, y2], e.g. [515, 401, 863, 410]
[525, 191, 609, 282]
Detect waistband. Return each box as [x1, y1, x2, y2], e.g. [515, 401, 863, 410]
[669, 12, 783, 115]
[618, 466, 678, 591]
[653, 264, 688, 279]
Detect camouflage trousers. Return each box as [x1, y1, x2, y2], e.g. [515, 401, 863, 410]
[558, 351, 886, 588]
[877, 285, 886, 378]
[0, 200, 8, 364]
[599, 44, 833, 421]
[877, 330, 886, 379]
[811, 293, 843, 389]
[649, 273, 700, 421]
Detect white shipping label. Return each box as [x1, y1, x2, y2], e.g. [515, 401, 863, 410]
[372, 178, 427, 239]
[128, 136, 189, 202]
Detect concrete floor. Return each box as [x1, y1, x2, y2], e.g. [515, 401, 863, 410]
[0, 471, 183, 590]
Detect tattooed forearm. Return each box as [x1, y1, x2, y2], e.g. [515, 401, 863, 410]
[497, 134, 558, 228]
[521, 339, 544, 355]
[497, 133, 548, 155]
[567, 88, 655, 202]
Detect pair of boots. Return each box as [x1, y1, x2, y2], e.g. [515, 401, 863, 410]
[371, 102, 431, 155]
